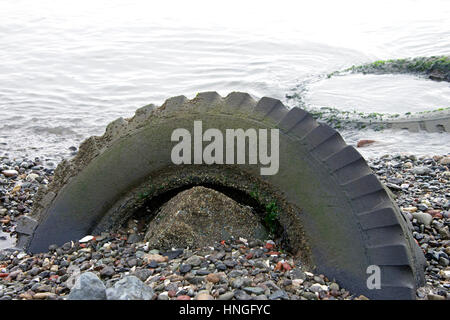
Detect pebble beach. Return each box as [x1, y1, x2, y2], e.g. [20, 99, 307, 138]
[0, 152, 449, 300]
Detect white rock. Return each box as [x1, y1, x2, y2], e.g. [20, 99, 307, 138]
[17, 252, 27, 259]
[158, 292, 169, 300]
[412, 212, 433, 226]
[42, 258, 50, 267]
[79, 235, 94, 243]
[402, 206, 418, 213]
[310, 283, 328, 293]
[2, 170, 18, 177]
[26, 173, 39, 181]
[239, 237, 248, 244]
[440, 270, 450, 280]
[292, 279, 304, 287]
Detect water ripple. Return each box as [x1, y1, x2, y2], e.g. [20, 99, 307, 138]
[1, 0, 449, 159]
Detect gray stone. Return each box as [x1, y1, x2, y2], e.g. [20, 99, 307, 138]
[329, 283, 340, 291]
[243, 286, 265, 295]
[439, 257, 449, 267]
[228, 270, 244, 278]
[302, 292, 318, 300]
[417, 204, 429, 211]
[412, 212, 433, 226]
[310, 283, 327, 293]
[68, 272, 106, 300]
[290, 269, 307, 280]
[187, 276, 205, 285]
[438, 226, 450, 240]
[412, 166, 432, 175]
[157, 292, 169, 300]
[264, 280, 281, 291]
[15, 216, 38, 235]
[133, 268, 153, 282]
[127, 233, 142, 244]
[313, 275, 325, 284]
[269, 290, 288, 300]
[218, 291, 235, 300]
[127, 258, 138, 267]
[179, 264, 192, 273]
[186, 255, 202, 267]
[234, 290, 251, 300]
[386, 183, 402, 191]
[100, 266, 115, 278]
[217, 263, 227, 271]
[106, 276, 155, 300]
[231, 278, 244, 289]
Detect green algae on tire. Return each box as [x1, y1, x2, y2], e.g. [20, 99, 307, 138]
[293, 56, 450, 133]
[343, 56, 450, 82]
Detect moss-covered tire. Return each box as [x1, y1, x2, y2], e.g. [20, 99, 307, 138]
[19, 92, 425, 299]
[322, 56, 450, 133]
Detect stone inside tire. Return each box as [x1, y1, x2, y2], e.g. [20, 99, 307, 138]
[19, 91, 425, 299]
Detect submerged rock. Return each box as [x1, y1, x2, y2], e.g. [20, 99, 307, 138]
[144, 186, 268, 249]
[345, 56, 450, 82]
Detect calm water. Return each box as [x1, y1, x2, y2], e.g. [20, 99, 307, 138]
[0, 0, 449, 160]
[304, 74, 450, 114]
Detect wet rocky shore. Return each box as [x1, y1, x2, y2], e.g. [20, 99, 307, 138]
[367, 153, 450, 300]
[0, 153, 449, 300]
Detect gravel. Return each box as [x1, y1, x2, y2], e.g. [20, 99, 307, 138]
[0, 153, 449, 300]
[367, 153, 450, 300]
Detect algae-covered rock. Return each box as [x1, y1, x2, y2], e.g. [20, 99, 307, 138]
[345, 56, 450, 82]
[144, 186, 268, 249]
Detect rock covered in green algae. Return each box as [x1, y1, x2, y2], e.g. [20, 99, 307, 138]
[343, 56, 450, 82]
[144, 186, 268, 249]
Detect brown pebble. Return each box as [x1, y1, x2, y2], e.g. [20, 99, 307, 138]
[357, 140, 376, 148]
[206, 273, 220, 284]
[143, 254, 168, 263]
[168, 290, 177, 298]
[196, 291, 214, 300]
[33, 292, 56, 300]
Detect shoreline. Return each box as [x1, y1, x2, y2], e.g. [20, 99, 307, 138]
[0, 153, 449, 300]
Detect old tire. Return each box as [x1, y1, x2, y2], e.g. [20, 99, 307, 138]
[20, 91, 425, 299]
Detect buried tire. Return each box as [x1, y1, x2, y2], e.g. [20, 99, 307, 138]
[18, 91, 425, 299]
[322, 56, 450, 133]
